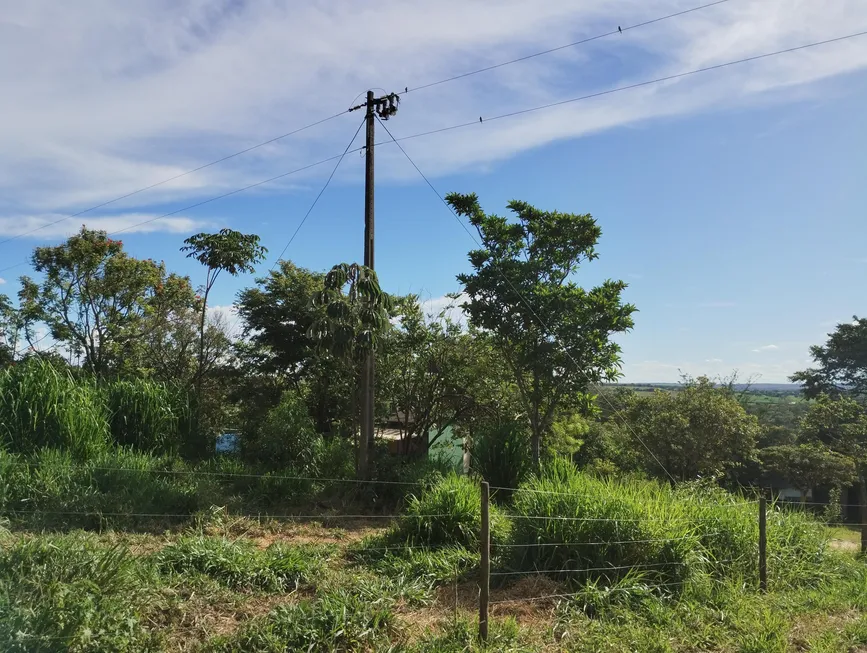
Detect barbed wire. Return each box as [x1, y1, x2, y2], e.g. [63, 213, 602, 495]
[488, 580, 694, 605]
[494, 533, 720, 548]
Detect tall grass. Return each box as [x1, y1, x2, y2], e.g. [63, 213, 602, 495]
[507, 458, 828, 587]
[395, 473, 510, 548]
[105, 378, 184, 454]
[0, 358, 109, 457]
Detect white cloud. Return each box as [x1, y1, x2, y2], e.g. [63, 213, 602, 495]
[0, 0, 864, 220]
[751, 344, 779, 353]
[705, 358, 723, 363]
[0, 214, 210, 239]
[207, 304, 241, 338]
[420, 293, 468, 326]
[0, 277, 5, 285]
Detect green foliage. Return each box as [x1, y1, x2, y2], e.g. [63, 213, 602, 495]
[309, 262, 392, 361]
[243, 390, 323, 472]
[470, 420, 532, 497]
[379, 295, 485, 445]
[0, 357, 109, 457]
[792, 316, 867, 399]
[104, 378, 186, 454]
[761, 443, 855, 500]
[155, 536, 329, 591]
[625, 376, 760, 481]
[395, 473, 509, 548]
[202, 589, 395, 653]
[20, 227, 189, 377]
[0, 534, 158, 652]
[547, 412, 590, 459]
[508, 459, 828, 588]
[447, 192, 636, 466]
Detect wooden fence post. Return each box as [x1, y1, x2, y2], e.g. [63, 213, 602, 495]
[479, 480, 490, 642]
[759, 496, 767, 592]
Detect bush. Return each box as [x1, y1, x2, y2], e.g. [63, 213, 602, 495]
[202, 589, 395, 653]
[395, 473, 509, 548]
[105, 378, 184, 454]
[0, 358, 109, 457]
[0, 447, 215, 530]
[155, 536, 329, 591]
[243, 391, 322, 472]
[470, 420, 532, 497]
[508, 459, 829, 587]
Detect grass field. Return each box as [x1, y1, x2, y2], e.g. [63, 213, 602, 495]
[2, 517, 867, 652]
[3, 466, 867, 652]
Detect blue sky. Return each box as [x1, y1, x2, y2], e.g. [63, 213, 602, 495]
[0, 0, 865, 382]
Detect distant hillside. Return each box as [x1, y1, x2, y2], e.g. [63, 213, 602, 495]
[613, 382, 803, 393]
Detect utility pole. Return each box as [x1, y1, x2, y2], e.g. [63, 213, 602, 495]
[350, 90, 399, 479]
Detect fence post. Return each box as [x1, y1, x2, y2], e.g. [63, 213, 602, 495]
[479, 480, 490, 642]
[759, 496, 767, 592]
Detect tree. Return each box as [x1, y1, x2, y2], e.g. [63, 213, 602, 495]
[19, 227, 180, 377]
[447, 193, 636, 467]
[793, 321, 867, 544]
[309, 262, 391, 478]
[0, 294, 25, 365]
[234, 261, 357, 436]
[181, 229, 266, 428]
[626, 376, 760, 481]
[792, 317, 867, 399]
[378, 295, 485, 453]
[761, 442, 855, 504]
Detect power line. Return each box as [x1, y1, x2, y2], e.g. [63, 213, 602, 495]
[226, 115, 366, 338]
[391, 30, 867, 147]
[404, 0, 733, 94]
[270, 116, 367, 269]
[0, 111, 351, 246]
[0, 147, 364, 275]
[3, 30, 863, 279]
[0, 0, 740, 249]
[376, 114, 678, 483]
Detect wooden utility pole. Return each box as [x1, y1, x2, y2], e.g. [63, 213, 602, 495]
[350, 91, 399, 479]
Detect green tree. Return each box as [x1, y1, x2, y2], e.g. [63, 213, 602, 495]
[447, 193, 636, 467]
[793, 320, 867, 540]
[792, 317, 867, 398]
[626, 376, 760, 481]
[761, 442, 855, 504]
[181, 229, 266, 393]
[19, 227, 180, 377]
[0, 294, 25, 365]
[309, 262, 391, 478]
[799, 395, 867, 530]
[379, 295, 485, 453]
[234, 261, 354, 436]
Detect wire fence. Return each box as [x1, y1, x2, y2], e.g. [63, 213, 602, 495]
[1, 464, 859, 643]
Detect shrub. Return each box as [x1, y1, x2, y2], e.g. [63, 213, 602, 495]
[104, 378, 183, 454]
[202, 589, 395, 652]
[395, 473, 510, 548]
[243, 391, 322, 472]
[0, 447, 214, 530]
[155, 536, 329, 591]
[470, 420, 532, 498]
[508, 459, 829, 588]
[0, 358, 109, 457]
